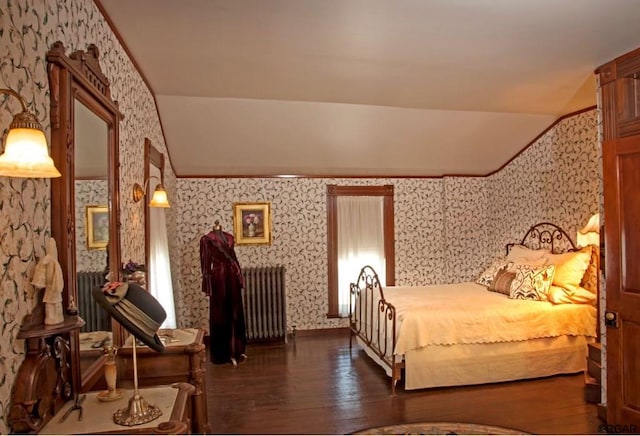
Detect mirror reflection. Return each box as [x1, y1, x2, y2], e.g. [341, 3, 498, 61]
[147, 165, 176, 329]
[73, 100, 112, 373]
[144, 141, 177, 329]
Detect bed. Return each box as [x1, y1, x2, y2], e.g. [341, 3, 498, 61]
[349, 222, 599, 394]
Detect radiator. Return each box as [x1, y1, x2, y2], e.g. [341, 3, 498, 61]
[77, 271, 110, 332]
[241, 266, 287, 342]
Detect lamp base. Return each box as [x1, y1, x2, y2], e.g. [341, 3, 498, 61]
[132, 182, 145, 203]
[113, 392, 162, 426]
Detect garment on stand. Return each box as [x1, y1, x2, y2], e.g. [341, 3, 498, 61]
[200, 225, 247, 364]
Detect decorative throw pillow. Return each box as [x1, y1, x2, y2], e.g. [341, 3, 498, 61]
[476, 258, 513, 287]
[580, 245, 599, 294]
[506, 245, 550, 266]
[548, 284, 597, 305]
[545, 246, 592, 289]
[508, 264, 556, 301]
[489, 266, 516, 295]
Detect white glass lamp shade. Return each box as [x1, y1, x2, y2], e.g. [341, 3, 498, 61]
[577, 213, 600, 247]
[0, 127, 61, 178]
[149, 184, 170, 208]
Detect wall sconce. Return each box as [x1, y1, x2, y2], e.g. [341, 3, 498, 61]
[132, 176, 170, 208]
[577, 213, 600, 247]
[0, 88, 61, 178]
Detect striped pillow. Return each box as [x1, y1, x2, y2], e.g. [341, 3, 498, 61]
[489, 267, 516, 295]
[476, 258, 513, 287]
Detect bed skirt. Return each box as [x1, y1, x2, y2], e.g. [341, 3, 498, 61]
[357, 335, 592, 390]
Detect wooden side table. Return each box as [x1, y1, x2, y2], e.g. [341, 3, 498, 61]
[39, 383, 194, 434]
[9, 315, 84, 433]
[117, 328, 209, 433]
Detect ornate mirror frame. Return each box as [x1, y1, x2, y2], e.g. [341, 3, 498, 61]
[47, 41, 122, 392]
[144, 137, 165, 270]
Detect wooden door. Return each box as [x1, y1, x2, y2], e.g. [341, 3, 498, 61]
[603, 134, 640, 427]
[598, 45, 640, 428]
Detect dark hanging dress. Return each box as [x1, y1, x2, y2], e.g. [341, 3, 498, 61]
[200, 230, 247, 364]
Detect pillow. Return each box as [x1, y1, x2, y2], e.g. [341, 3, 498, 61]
[506, 245, 550, 266]
[547, 284, 597, 305]
[580, 245, 599, 294]
[476, 258, 513, 287]
[488, 266, 516, 295]
[508, 264, 556, 301]
[545, 246, 592, 289]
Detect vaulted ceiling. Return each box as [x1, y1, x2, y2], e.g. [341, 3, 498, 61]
[97, 0, 640, 177]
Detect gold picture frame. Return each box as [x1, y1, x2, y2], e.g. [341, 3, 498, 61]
[233, 202, 272, 245]
[86, 205, 109, 250]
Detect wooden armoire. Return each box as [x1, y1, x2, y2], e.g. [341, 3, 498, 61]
[596, 48, 640, 427]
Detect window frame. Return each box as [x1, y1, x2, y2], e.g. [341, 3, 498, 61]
[326, 184, 395, 318]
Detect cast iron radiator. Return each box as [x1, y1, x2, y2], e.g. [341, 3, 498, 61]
[241, 265, 287, 342]
[77, 271, 110, 332]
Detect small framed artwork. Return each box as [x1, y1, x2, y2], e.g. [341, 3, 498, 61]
[86, 205, 109, 250]
[233, 202, 272, 245]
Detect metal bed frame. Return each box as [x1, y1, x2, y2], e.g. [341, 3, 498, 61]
[348, 222, 578, 395]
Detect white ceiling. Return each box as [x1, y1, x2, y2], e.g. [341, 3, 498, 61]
[97, 0, 640, 177]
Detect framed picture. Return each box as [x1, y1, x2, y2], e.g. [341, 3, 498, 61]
[233, 202, 272, 245]
[86, 206, 109, 250]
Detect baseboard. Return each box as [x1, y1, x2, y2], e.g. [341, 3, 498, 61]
[203, 327, 348, 344]
[293, 327, 349, 337]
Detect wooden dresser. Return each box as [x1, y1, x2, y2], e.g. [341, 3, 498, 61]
[117, 328, 209, 433]
[584, 342, 602, 403]
[40, 383, 194, 434]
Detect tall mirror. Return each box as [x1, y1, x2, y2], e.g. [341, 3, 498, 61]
[74, 100, 112, 374]
[47, 41, 121, 393]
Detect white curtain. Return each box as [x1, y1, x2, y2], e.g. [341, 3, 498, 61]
[337, 196, 386, 317]
[149, 166, 176, 328]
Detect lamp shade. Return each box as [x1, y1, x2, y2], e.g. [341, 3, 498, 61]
[149, 184, 170, 208]
[0, 127, 61, 178]
[577, 213, 600, 247]
[0, 89, 62, 178]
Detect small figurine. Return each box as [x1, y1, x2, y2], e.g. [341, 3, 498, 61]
[31, 238, 64, 325]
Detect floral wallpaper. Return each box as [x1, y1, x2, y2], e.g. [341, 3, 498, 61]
[0, 0, 603, 431]
[394, 179, 445, 286]
[486, 110, 601, 250]
[0, 0, 174, 432]
[75, 179, 108, 272]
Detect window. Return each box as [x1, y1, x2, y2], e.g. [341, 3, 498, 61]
[326, 185, 395, 318]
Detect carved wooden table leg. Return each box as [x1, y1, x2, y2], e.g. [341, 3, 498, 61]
[187, 342, 211, 434]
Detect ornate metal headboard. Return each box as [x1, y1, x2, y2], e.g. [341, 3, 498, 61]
[506, 222, 578, 255]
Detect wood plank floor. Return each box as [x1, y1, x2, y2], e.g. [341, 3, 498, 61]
[205, 331, 602, 434]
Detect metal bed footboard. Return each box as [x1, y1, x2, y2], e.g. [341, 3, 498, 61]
[349, 265, 403, 394]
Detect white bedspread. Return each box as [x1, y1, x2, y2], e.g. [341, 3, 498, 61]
[382, 282, 596, 355]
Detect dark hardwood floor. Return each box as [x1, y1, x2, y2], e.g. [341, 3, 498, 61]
[205, 331, 602, 434]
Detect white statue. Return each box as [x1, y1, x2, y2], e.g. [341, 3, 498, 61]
[32, 238, 65, 325]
